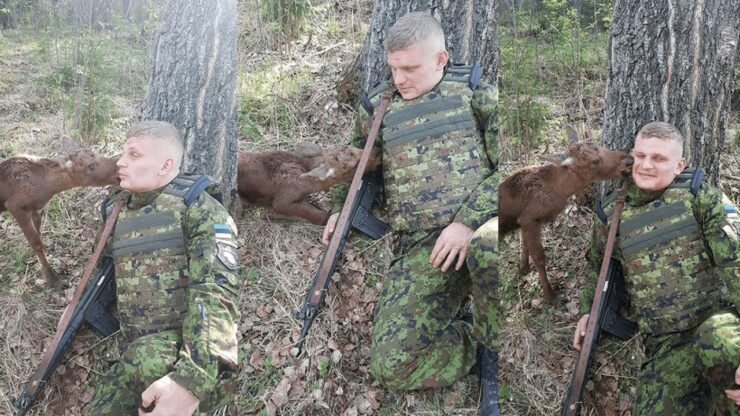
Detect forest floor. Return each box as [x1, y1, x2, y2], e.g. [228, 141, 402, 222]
[0, 2, 738, 416]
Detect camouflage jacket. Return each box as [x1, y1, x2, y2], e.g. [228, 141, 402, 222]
[332, 74, 498, 232]
[582, 179, 740, 326]
[106, 180, 240, 400]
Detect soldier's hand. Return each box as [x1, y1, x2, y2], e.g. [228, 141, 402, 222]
[724, 365, 740, 405]
[430, 222, 474, 272]
[322, 213, 340, 245]
[138, 375, 199, 416]
[572, 314, 590, 351]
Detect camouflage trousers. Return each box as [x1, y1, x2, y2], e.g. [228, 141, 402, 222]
[370, 218, 498, 390]
[84, 330, 235, 415]
[635, 312, 740, 416]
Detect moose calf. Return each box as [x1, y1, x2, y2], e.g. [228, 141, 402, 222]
[237, 143, 381, 225]
[499, 142, 632, 303]
[0, 136, 119, 287]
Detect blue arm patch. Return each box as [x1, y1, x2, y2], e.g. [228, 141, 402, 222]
[724, 204, 738, 214]
[214, 224, 231, 234]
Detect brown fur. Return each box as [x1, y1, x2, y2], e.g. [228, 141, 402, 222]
[0, 136, 119, 286]
[499, 143, 633, 303]
[237, 145, 381, 225]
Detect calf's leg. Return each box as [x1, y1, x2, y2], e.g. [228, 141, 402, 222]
[271, 200, 330, 225]
[520, 221, 554, 304]
[518, 232, 531, 275]
[10, 207, 60, 287]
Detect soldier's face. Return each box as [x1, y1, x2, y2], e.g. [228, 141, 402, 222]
[631, 135, 686, 191]
[117, 136, 173, 193]
[387, 41, 448, 100]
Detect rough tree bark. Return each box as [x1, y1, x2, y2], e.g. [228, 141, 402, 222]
[143, 0, 239, 211]
[601, 0, 740, 184]
[338, 0, 497, 104]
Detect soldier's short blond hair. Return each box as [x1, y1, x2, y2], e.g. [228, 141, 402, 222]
[126, 120, 184, 172]
[384, 12, 445, 53]
[636, 121, 685, 156]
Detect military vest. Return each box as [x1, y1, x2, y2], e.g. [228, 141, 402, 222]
[600, 168, 724, 334]
[105, 175, 221, 341]
[364, 65, 492, 231]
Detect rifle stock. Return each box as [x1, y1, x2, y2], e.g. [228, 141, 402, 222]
[562, 198, 625, 416]
[14, 257, 119, 416]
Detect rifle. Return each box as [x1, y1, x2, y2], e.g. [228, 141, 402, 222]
[14, 199, 124, 416]
[291, 93, 393, 358]
[562, 197, 626, 416]
[601, 262, 638, 341]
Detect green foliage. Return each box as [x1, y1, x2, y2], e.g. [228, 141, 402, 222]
[36, 25, 148, 142]
[247, 266, 261, 283]
[260, 0, 310, 40]
[237, 62, 314, 141]
[500, 95, 549, 153]
[317, 356, 330, 376]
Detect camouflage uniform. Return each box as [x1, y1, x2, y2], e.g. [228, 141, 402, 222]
[333, 68, 499, 390]
[85, 176, 240, 415]
[585, 171, 740, 415]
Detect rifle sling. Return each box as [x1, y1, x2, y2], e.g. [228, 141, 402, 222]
[564, 196, 625, 415]
[23, 198, 125, 397]
[307, 93, 393, 306]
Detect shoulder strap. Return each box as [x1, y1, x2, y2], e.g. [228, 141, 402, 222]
[361, 80, 394, 115]
[444, 62, 482, 91]
[101, 189, 129, 221]
[669, 167, 704, 196]
[168, 174, 224, 207]
[596, 191, 619, 224]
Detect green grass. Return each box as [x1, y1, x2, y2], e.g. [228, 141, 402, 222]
[237, 61, 315, 142]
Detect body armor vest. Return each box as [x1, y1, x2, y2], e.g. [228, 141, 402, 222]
[106, 175, 219, 341]
[601, 168, 723, 334]
[367, 66, 492, 231]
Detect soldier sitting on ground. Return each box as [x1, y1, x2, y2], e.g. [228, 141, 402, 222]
[323, 11, 499, 398]
[573, 121, 740, 414]
[85, 121, 240, 416]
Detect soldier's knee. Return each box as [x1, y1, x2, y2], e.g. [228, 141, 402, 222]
[696, 312, 740, 387]
[470, 218, 498, 252]
[119, 331, 180, 383]
[467, 218, 498, 275]
[697, 312, 740, 344]
[369, 342, 417, 389]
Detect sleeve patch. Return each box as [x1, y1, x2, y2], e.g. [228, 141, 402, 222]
[216, 241, 239, 270]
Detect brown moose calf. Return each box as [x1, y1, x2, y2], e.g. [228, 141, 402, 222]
[0, 136, 119, 287]
[237, 143, 381, 225]
[499, 142, 632, 304]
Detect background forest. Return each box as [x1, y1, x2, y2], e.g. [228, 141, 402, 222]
[0, 0, 737, 415]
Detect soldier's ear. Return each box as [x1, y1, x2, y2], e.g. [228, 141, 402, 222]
[436, 50, 448, 71]
[160, 158, 175, 176]
[675, 157, 686, 174]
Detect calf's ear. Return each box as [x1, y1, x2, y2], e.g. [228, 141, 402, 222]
[301, 164, 335, 180]
[295, 141, 322, 157]
[538, 153, 569, 165]
[61, 135, 80, 154]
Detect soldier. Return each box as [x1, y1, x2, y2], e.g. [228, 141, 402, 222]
[322, 12, 499, 394]
[84, 121, 240, 416]
[573, 121, 740, 414]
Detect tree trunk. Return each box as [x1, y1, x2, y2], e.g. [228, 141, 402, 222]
[143, 0, 239, 212]
[601, 0, 740, 184]
[339, 0, 497, 101]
